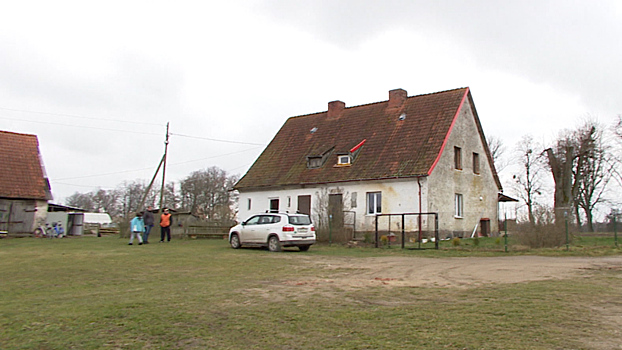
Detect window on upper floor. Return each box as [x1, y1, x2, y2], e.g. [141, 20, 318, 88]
[473, 152, 480, 174]
[454, 146, 462, 170]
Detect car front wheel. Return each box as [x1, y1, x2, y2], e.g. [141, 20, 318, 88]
[230, 233, 241, 249]
[268, 236, 281, 252]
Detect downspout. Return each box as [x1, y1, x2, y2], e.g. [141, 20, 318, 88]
[417, 177, 423, 243]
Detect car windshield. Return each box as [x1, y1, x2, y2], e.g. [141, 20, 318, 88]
[288, 215, 311, 225]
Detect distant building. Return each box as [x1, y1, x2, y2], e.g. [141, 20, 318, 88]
[0, 130, 53, 234]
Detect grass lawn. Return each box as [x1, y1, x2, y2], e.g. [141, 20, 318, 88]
[1, 236, 621, 349]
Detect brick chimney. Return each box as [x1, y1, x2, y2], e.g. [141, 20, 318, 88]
[327, 100, 345, 120]
[388, 89, 407, 109]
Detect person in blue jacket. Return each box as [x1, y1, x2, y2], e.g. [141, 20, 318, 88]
[129, 212, 144, 245]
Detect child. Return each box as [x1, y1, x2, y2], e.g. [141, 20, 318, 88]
[129, 212, 144, 245]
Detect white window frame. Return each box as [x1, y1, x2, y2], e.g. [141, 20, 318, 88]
[338, 155, 351, 165]
[367, 192, 382, 215]
[455, 193, 463, 218]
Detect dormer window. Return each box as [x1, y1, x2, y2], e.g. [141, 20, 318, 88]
[308, 157, 323, 169]
[338, 155, 351, 165]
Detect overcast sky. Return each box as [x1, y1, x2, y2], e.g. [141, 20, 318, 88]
[1, 0, 621, 204]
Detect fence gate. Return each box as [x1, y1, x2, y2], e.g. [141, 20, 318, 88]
[374, 212, 439, 249]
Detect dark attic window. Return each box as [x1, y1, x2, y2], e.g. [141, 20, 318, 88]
[308, 157, 323, 169]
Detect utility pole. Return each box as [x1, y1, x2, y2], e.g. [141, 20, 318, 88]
[158, 122, 170, 216]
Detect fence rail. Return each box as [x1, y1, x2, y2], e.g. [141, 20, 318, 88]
[374, 212, 439, 249]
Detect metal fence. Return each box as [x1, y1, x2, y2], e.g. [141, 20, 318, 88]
[374, 212, 439, 249]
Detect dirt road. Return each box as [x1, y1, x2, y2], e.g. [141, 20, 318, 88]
[281, 254, 622, 289]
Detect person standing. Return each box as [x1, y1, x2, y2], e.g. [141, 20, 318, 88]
[142, 206, 155, 244]
[159, 208, 173, 242]
[129, 212, 144, 245]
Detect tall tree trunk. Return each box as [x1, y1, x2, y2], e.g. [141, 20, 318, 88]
[546, 146, 574, 224]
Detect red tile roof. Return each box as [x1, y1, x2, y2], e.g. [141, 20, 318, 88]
[0, 130, 50, 200]
[235, 87, 499, 190]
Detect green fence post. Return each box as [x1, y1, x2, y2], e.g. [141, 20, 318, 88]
[328, 214, 332, 246]
[504, 214, 508, 253]
[565, 214, 569, 251]
[614, 216, 618, 248]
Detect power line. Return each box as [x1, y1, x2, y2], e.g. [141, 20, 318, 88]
[0, 115, 268, 146]
[53, 147, 262, 181]
[0, 115, 163, 136]
[170, 132, 266, 146]
[0, 106, 161, 127]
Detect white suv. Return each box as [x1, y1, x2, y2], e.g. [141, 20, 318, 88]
[229, 213, 316, 252]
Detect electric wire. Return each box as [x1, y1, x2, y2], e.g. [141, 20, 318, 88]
[53, 147, 261, 182]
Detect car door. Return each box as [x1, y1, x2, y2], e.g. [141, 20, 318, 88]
[253, 215, 276, 243]
[239, 215, 261, 243]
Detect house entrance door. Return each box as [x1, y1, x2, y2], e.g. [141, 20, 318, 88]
[328, 194, 344, 236]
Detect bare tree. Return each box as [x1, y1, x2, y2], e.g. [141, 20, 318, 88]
[545, 130, 577, 225]
[513, 135, 544, 225]
[179, 166, 238, 223]
[65, 189, 121, 216]
[573, 121, 612, 231]
[487, 135, 508, 173]
[65, 192, 95, 211]
[118, 180, 149, 219]
[92, 189, 120, 216]
[545, 120, 613, 229]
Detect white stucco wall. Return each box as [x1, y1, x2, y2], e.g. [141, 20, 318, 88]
[237, 177, 432, 235]
[426, 97, 499, 237]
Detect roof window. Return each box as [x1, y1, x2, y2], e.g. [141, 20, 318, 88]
[337, 155, 351, 165]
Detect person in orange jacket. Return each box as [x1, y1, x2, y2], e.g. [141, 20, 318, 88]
[159, 208, 173, 242]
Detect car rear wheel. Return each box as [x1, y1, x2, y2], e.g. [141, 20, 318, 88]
[298, 245, 310, 252]
[230, 233, 241, 249]
[268, 235, 281, 252]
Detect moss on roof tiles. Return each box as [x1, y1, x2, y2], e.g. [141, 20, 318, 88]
[235, 88, 469, 190]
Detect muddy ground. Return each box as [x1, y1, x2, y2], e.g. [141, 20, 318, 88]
[256, 255, 622, 349]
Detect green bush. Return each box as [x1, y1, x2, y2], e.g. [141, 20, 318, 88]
[473, 236, 480, 247]
[452, 237, 461, 246]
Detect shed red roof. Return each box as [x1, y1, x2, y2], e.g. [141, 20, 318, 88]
[235, 87, 497, 190]
[0, 130, 51, 200]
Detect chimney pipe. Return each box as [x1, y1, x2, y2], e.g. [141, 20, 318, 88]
[327, 100, 345, 120]
[388, 89, 407, 109]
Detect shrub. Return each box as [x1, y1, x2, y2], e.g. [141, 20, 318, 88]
[452, 237, 461, 246]
[472, 236, 480, 247]
[380, 235, 389, 245]
[515, 223, 570, 248]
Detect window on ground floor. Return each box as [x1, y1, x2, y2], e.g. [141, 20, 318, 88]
[455, 193, 463, 218]
[367, 192, 382, 215]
